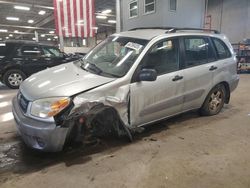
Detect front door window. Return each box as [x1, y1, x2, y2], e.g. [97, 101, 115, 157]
[141, 38, 180, 75]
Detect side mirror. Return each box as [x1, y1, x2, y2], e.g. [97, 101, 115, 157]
[138, 69, 157, 82]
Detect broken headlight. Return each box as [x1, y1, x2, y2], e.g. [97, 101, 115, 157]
[30, 97, 71, 119]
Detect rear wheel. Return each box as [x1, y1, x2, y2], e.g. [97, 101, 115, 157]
[200, 84, 226, 116]
[3, 69, 26, 89]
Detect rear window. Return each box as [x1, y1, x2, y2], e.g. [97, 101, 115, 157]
[0, 43, 16, 57]
[212, 38, 231, 59]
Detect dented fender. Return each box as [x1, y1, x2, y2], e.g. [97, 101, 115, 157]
[69, 84, 130, 127]
[65, 84, 133, 141]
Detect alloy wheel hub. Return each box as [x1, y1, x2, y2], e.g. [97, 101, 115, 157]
[8, 73, 23, 86]
[209, 91, 222, 111]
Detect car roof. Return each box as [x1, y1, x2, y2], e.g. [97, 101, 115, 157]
[112, 27, 221, 40]
[4, 40, 55, 47]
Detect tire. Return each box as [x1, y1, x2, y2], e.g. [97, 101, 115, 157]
[200, 84, 226, 116]
[3, 69, 26, 89]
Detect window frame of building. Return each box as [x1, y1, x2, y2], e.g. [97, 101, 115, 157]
[129, 0, 139, 19]
[143, 0, 156, 15]
[169, 0, 177, 12]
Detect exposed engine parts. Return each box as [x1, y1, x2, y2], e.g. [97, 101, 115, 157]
[65, 103, 133, 144]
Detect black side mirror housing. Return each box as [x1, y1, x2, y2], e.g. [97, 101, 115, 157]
[138, 69, 157, 82]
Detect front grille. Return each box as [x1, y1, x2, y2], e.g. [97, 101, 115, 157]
[18, 93, 29, 113]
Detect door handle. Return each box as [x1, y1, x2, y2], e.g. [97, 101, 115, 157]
[172, 75, 183, 81]
[209, 66, 217, 71]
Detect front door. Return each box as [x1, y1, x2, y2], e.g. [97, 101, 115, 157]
[41, 46, 67, 67]
[130, 38, 185, 127]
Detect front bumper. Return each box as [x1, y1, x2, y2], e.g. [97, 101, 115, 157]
[12, 96, 69, 152]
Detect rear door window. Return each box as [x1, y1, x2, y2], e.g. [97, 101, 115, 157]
[142, 38, 180, 75]
[0, 45, 6, 57]
[17, 45, 42, 57]
[183, 37, 216, 68]
[212, 38, 231, 59]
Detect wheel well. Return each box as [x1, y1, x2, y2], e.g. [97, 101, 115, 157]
[219, 81, 230, 104]
[85, 105, 132, 140]
[5, 67, 23, 74]
[65, 104, 133, 143]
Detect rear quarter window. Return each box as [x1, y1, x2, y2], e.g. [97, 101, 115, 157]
[212, 38, 231, 59]
[0, 46, 6, 57]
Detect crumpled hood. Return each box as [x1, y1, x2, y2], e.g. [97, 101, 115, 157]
[20, 62, 115, 101]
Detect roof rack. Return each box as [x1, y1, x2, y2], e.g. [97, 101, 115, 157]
[4, 40, 55, 46]
[5, 40, 38, 44]
[129, 27, 174, 31]
[166, 27, 220, 34]
[129, 27, 220, 34]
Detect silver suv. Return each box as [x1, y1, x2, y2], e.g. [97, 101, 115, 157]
[12, 28, 239, 152]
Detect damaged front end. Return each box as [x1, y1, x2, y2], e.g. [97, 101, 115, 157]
[55, 85, 133, 148]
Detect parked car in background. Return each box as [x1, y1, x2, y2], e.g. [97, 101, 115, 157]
[0, 40, 80, 89]
[12, 28, 239, 152]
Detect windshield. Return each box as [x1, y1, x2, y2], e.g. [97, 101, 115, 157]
[80, 36, 148, 78]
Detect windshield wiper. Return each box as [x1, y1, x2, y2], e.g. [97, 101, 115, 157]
[78, 59, 88, 72]
[80, 64, 89, 72]
[80, 59, 119, 78]
[79, 59, 101, 74]
[86, 62, 102, 75]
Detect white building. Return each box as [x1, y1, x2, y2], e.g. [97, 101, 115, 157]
[207, 0, 250, 43]
[120, 0, 206, 31]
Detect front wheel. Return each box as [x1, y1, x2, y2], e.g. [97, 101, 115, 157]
[200, 84, 226, 116]
[3, 69, 26, 89]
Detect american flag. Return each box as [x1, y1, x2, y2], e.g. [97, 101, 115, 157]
[53, 0, 96, 38]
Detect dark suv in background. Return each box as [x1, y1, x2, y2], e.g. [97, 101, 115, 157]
[0, 40, 78, 89]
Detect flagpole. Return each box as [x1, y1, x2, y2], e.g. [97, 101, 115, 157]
[116, 0, 121, 32]
[59, 35, 64, 52]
